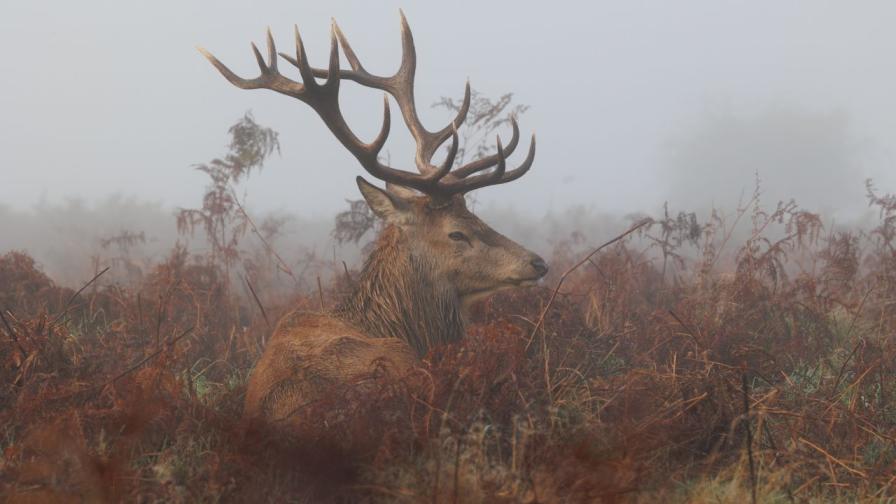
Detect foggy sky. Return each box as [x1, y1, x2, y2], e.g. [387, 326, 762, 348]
[3, 1, 896, 219]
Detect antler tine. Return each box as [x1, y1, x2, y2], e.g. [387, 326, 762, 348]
[295, 20, 385, 86]
[431, 81, 471, 157]
[451, 116, 521, 178]
[429, 125, 459, 182]
[371, 94, 392, 153]
[279, 12, 469, 174]
[203, 27, 444, 192]
[324, 23, 341, 91]
[198, 46, 251, 88]
[199, 40, 304, 97]
[396, 10, 416, 81]
[451, 136, 508, 193]
[292, 26, 319, 89]
[250, 43, 267, 73]
[394, 10, 438, 173]
[202, 16, 536, 200]
[332, 19, 364, 73]
[265, 28, 278, 72]
[441, 134, 536, 194]
[493, 134, 536, 184]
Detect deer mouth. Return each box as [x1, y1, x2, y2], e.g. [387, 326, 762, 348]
[507, 276, 541, 287]
[465, 277, 540, 298]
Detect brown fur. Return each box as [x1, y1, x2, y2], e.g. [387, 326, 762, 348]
[243, 311, 416, 430]
[243, 192, 547, 440]
[203, 19, 546, 442]
[335, 225, 465, 355]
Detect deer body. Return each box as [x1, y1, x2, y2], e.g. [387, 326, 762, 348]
[202, 13, 546, 438]
[242, 312, 416, 427]
[243, 224, 459, 426]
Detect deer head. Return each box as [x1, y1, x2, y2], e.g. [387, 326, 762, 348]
[357, 179, 547, 307]
[199, 11, 547, 314]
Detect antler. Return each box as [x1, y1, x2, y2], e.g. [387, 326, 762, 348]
[198, 11, 535, 199]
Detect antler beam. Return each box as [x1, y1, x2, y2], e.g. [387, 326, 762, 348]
[199, 11, 535, 199]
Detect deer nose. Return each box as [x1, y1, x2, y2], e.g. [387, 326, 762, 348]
[530, 257, 549, 278]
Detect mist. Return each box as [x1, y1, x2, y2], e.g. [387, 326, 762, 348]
[3, 1, 896, 281]
[8, 5, 896, 497]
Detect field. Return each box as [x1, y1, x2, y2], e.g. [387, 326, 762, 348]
[1, 175, 895, 503]
[4, 2, 896, 502]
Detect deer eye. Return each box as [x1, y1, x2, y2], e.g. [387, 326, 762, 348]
[448, 231, 470, 244]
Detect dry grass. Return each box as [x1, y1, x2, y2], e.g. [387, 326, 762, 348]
[2, 188, 896, 503]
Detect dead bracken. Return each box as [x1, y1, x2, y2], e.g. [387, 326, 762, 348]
[3, 12, 896, 504]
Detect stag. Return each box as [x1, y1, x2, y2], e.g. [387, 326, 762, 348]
[200, 12, 546, 436]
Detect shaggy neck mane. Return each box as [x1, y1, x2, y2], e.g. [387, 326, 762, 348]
[334, 225, 465, 356]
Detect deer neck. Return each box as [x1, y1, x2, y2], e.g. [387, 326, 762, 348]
[335, 225, 465, 357]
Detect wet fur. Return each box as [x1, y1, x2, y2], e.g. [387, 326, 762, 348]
[243, 192, 545, 440]
[243, 226, 465, 433]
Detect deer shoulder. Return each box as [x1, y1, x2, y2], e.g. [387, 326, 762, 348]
[244, 310, 417, 427]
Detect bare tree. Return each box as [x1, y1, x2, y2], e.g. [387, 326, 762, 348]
[644, 202, 705, 279]
[177, 112, 280, 270]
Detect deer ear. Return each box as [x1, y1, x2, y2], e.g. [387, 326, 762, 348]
[385, 182, 419, 199]
[356, 176, 409, 222]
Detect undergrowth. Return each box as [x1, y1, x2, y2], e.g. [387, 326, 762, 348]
[2, 183, 896, 503]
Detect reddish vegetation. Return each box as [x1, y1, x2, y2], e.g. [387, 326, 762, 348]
[2, 186, 896, 503]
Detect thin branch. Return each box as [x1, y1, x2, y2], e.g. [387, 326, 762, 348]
[742, 372, 758, 504]
[101, 326, 195, 389]
[317, 276, 325, 312]
[829, 286, 874, 395]
[245, 276, 271, 329]
[526, 219, 650, 350]
[50, 266, 110, 326]
[0, 308, 27, 358]
[799, 437, 868, 479]
[231, 186, 300, 284]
